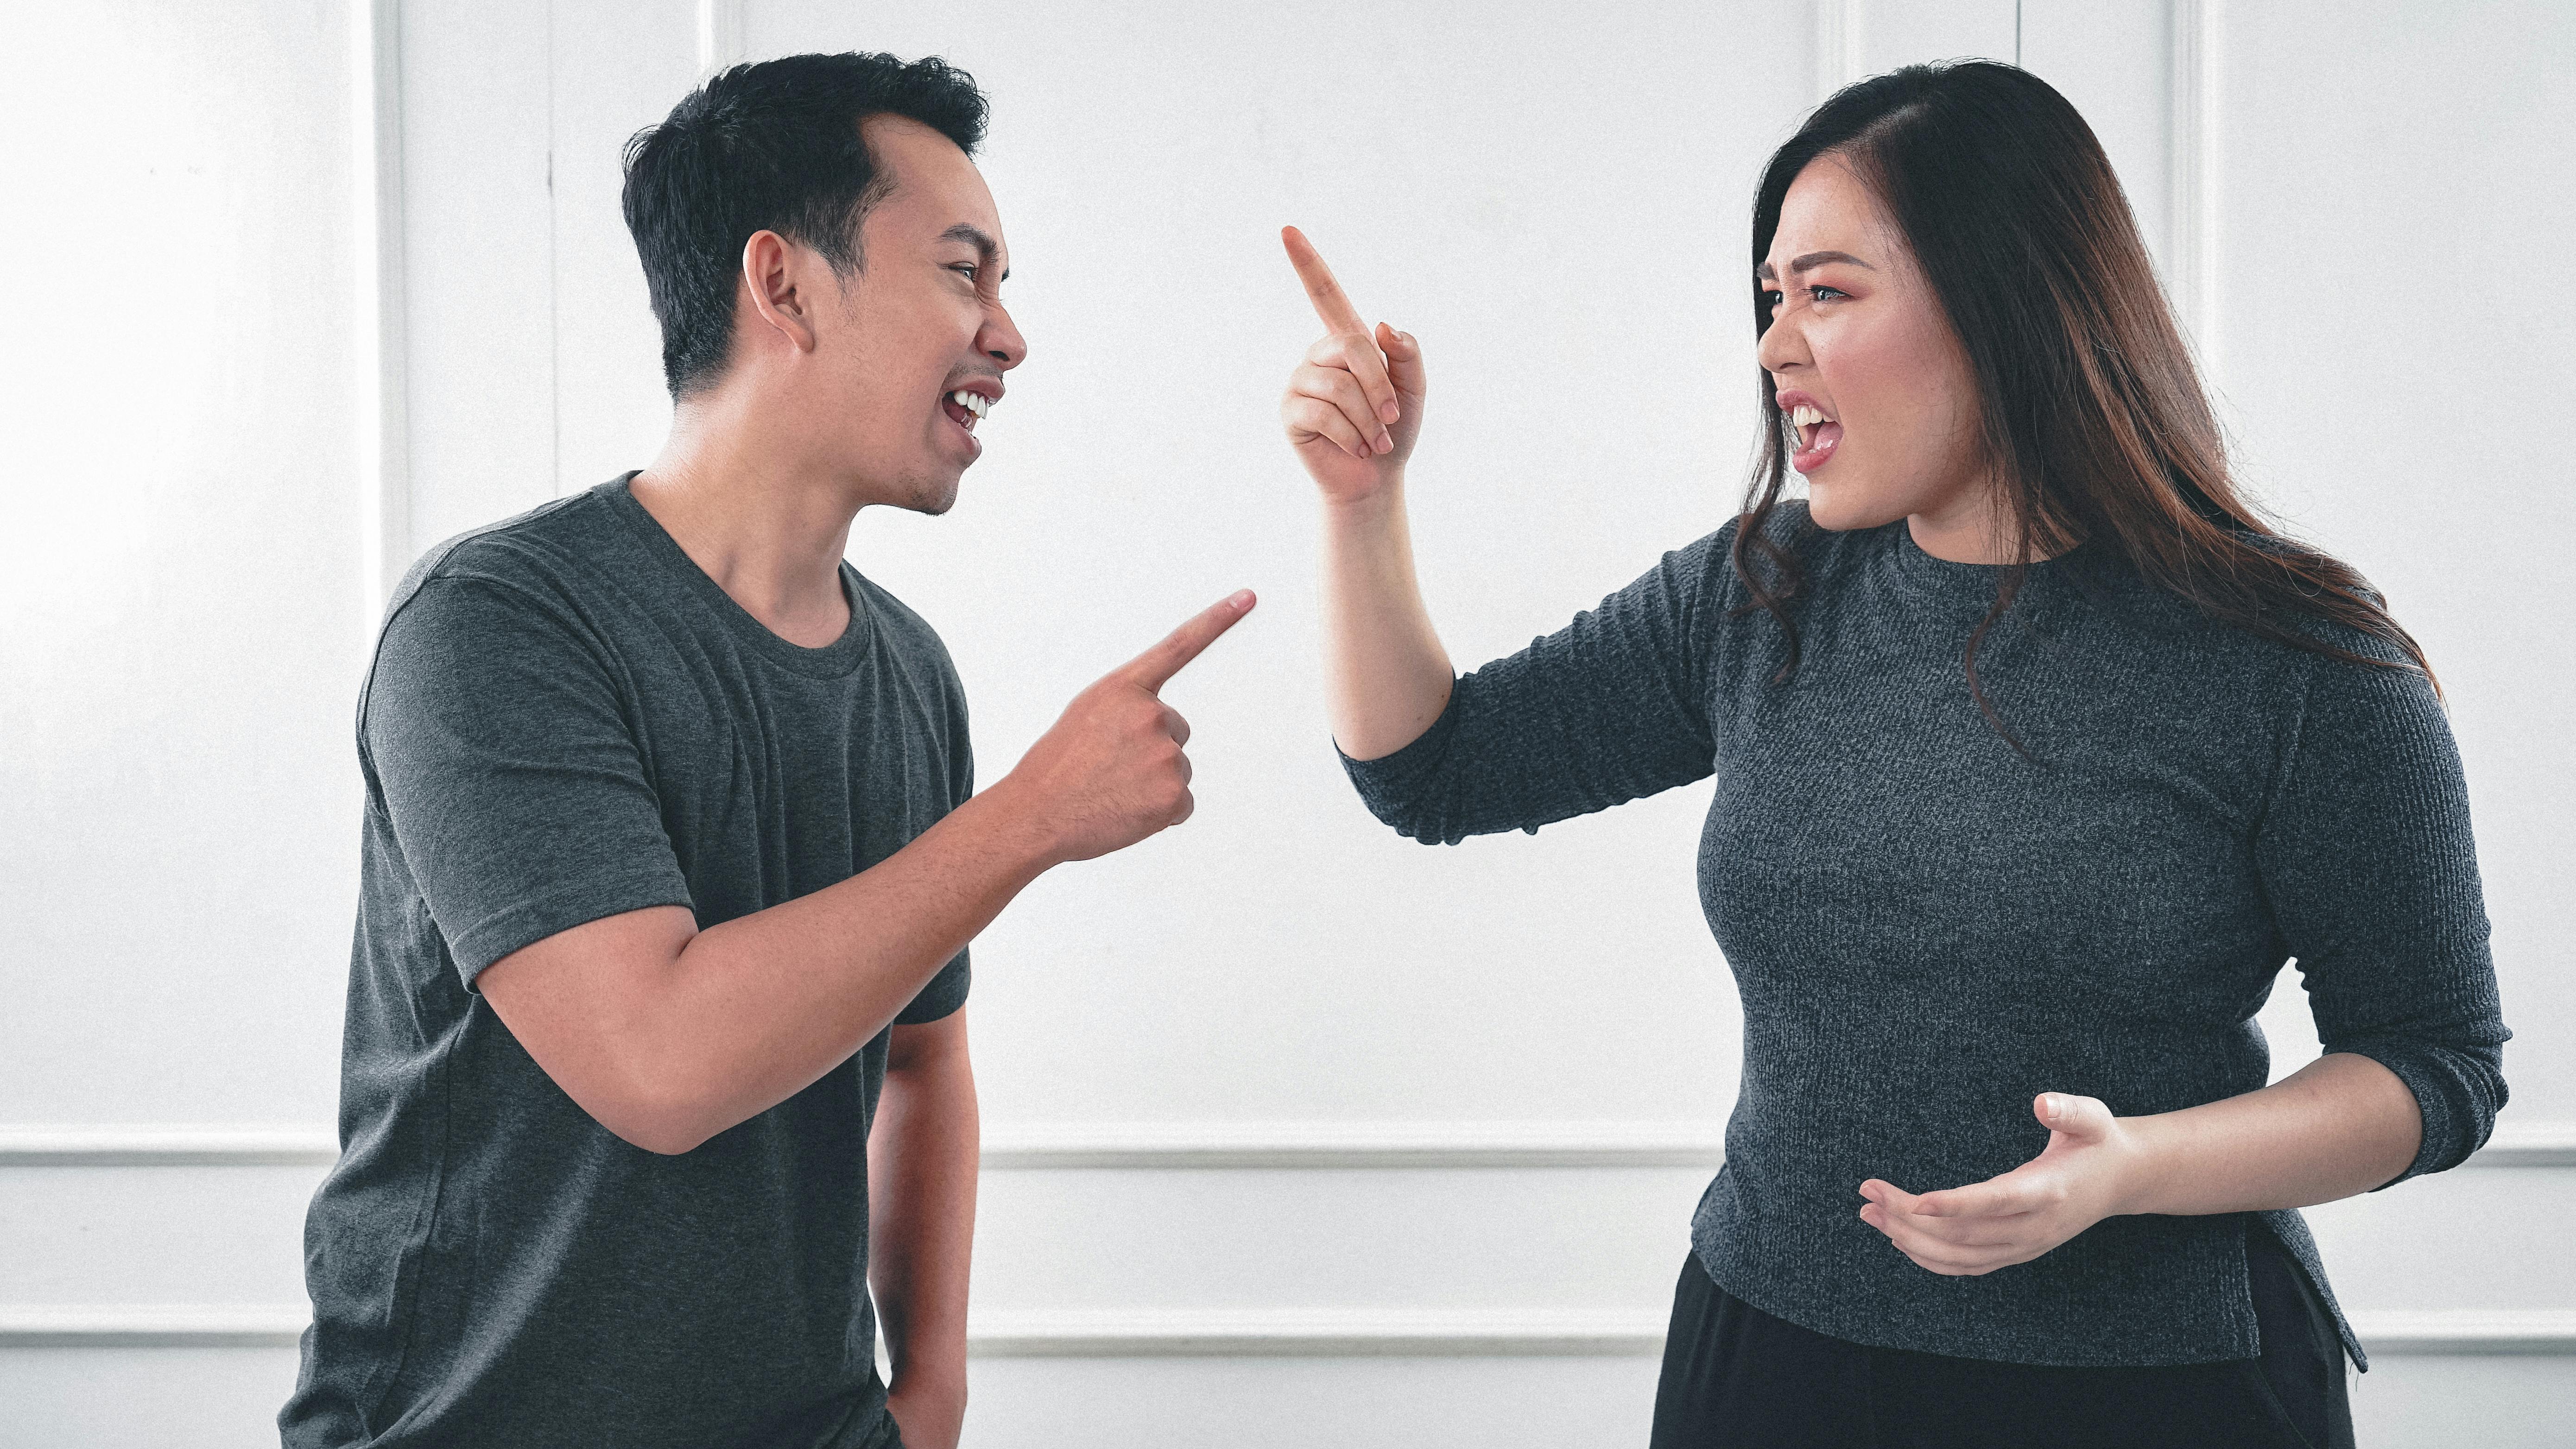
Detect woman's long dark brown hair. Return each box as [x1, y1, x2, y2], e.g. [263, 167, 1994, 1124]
[1732, 61, 2432, 744]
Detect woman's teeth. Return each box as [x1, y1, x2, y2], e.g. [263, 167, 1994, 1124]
[948, 389, 990, 427]
[1789, 403, 1829, 449]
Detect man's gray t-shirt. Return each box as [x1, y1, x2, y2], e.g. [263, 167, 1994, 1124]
[283, 475, 971, 1449]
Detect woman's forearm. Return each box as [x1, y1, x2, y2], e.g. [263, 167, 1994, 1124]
[2116, 1052, 2423, 1216]
[1319, 479, 1455, 761]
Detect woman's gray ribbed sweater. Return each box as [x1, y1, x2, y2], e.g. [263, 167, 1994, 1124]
[1341, 502, 2508, 1369]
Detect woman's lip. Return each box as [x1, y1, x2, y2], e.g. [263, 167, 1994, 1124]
[1792, 419, 1843, 472]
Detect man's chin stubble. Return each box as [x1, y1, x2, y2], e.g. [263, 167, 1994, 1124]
[901, 475, 961, 516]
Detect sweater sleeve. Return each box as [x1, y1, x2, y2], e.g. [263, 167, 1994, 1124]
[2253, 648, 2510, 1184]
[1339, 527, 1731, 845]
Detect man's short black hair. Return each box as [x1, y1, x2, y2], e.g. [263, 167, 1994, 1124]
[621, 52, 988, 399]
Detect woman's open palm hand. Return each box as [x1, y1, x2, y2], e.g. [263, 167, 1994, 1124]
[1855, 1094, 2143, 1277]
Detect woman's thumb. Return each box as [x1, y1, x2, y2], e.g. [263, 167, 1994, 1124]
[1376, 322, 1425, 392]
[2037, 1092, 2113, 1141]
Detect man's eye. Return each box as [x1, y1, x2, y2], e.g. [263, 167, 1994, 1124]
[953, 263, 979, 281]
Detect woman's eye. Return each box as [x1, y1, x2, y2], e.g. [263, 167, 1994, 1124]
[1761, 289, 1784, 309]
[1809, 285, 1847, 303]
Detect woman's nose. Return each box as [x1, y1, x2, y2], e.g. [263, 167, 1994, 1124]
[1756, 310, 1808, 373]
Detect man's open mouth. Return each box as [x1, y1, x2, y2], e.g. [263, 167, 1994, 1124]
[941, 388, 992, 433]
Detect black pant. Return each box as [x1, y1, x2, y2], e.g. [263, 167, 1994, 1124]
[1649, 1233, 2354, 1448]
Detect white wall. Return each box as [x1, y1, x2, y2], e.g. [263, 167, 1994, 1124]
[4, 2, 2570, 1445]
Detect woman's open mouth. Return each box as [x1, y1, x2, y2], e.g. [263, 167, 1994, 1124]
[1789, 404, 1842, 472]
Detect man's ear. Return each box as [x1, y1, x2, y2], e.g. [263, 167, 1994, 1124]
[738, 229, 820, 357]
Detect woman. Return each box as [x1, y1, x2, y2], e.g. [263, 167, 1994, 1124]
[1277, 62, 2506, 1448]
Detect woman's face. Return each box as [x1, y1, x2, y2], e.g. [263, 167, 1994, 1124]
[1758, 157, 1996, 553]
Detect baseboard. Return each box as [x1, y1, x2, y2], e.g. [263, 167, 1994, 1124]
[6, 1306, 2573, 1357]
[3, 1119, 2569, 1170]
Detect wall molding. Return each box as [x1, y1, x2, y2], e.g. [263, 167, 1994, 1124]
[694, 0, 746, 78]
[350, 0, 410, 618]
[6, 1304, 2572, 1358]
[2167, 0, 2223, 369]
[3, 1120, 2571, 1171]
[1813, 0, 1861, 105]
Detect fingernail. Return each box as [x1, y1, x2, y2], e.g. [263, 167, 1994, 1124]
[1376, 431, 1394, 452]
[1379, 401, 1400, 424]
[2044, 1095, 2062, 1121]
[1228, 589, 1255, 609]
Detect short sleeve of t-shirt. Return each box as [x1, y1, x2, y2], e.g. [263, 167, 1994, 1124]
[364, 574, 696, 984]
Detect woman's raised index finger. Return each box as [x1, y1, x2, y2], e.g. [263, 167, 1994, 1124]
[1282, 226, 1369, 335]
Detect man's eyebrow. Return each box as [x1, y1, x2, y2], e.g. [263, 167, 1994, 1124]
[939, 223, 1009, 281]
[1754, 250, 1876, 283]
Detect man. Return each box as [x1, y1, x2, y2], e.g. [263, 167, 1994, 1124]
[283, 52, 1251, 1449]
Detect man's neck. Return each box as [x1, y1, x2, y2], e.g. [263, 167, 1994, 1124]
[632, 399, 859, 649]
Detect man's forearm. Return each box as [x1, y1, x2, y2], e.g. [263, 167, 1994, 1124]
[480, 594, 1248, 1157]
[503, 782, 1049, 1155]
[2115, 1052, 2424, 1216]
[871, 1015, 978, 1449]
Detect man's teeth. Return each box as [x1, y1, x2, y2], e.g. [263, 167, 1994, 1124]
[948, 389, 990, 420]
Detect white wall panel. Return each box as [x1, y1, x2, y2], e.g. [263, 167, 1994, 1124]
[398, 0, 558, 548]
[2018, 0, 2175, 278]
[1853, 0, 2019, 75]
[2214, 0, 2576, 1121]
[547, 0, 694, 493]
[0, 1348, 303, 1449]
[0, 0, 360, 1128]
[743, 0, 1805, 1131]
[6, 1, 2570, 1444]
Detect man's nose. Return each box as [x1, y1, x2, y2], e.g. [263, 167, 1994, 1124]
[983, 304, 1028, 371]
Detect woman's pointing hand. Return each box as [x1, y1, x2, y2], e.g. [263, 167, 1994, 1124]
[1280, 225, 1426, 504]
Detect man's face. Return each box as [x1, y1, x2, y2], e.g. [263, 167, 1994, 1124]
[816, 115, 1025, 514]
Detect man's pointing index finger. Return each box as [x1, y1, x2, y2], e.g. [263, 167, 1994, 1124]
[1119, 590, 1258, 694]
[1282, 226, 1369, 336]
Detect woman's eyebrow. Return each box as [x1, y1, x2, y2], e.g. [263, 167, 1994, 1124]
[1755, 250, 1876, 283]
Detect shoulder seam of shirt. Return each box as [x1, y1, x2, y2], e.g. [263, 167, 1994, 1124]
[354, 554, 602, 790]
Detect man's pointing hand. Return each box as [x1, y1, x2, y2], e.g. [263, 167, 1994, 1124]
[1002, 590, 1257, 863]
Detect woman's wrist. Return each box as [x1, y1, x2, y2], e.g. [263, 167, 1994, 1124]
[1317, 472, 1407, 527]
[2099, 1110, 2168, 1217]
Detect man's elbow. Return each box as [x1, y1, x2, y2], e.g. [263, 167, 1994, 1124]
[579, 1069, 734, 1156]
[609, 1112, 716, 1157]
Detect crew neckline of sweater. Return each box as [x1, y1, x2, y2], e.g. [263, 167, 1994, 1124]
[1882, 518, 2095, 605]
